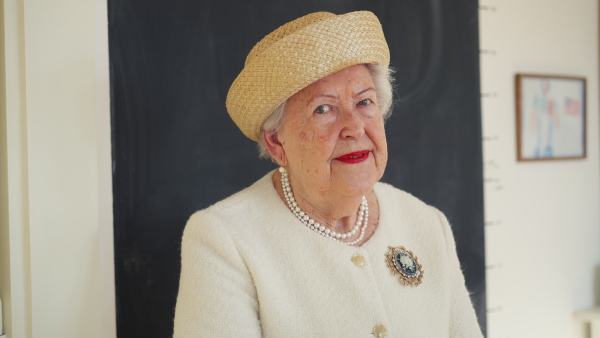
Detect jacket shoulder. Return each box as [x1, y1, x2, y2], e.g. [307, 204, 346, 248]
[374, 181, 439, 214]
[184, 171, 279, 238]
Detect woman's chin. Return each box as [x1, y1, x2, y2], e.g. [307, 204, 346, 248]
[332, 158, 383, 189]
[332, 171, 379, 197]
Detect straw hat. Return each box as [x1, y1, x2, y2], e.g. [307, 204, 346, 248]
[226, 11, 390, 142]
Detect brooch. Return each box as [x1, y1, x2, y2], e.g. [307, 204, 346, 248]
[385, 246, 424, 286]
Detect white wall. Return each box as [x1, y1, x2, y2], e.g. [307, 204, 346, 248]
[0, 1, 11, 335]
[0, 0, 114, 337]
[480, 0, 600, 337]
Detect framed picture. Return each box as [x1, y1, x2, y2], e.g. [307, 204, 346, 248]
[516, 74, 586, 161]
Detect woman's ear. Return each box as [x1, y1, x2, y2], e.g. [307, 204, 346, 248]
[264, 130, 287, 166]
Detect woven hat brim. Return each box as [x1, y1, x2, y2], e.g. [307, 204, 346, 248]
[226, 11, 390, 142]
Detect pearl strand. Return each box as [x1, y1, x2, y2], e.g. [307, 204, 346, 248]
[279, 167, 368, 245]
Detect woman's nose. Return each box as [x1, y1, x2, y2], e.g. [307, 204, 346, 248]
[339, 106, 366, 139]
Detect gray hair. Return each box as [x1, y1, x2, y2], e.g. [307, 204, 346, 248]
[258, 64, 395, 161]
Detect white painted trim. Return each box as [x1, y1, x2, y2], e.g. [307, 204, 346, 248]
[94, 0, 116, 336]
[3, 0, 31, 337]
[2, 0, 115, 336]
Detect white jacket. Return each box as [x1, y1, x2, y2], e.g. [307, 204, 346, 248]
[174, 171, 483, 337]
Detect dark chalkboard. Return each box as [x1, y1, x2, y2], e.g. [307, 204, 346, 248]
[109, 0, 486, 336]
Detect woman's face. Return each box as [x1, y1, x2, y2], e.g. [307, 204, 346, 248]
[275, 64, 388, 199]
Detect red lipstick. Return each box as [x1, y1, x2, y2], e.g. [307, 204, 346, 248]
[336, 150, 370, 164]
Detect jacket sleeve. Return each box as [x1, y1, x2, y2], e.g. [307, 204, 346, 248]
[433, 207, 484, 338]
[173, 211, 262, 337]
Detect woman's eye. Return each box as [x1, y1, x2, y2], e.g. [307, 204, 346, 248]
[314, 105, 330, 114]
[358, 98, 372, 106]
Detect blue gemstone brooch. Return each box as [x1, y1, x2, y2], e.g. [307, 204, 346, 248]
[385, 246, 424, 286]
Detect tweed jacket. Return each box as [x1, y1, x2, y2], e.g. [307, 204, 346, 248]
[173, 171, 483, 337]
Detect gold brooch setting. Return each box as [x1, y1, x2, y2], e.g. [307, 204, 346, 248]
[385, 246, 424, 286]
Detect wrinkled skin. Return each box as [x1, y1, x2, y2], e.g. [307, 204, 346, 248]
[265, 64, 388, 242]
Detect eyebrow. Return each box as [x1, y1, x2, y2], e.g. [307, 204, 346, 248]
[354, 87, 376, 97]
[307, 87, 376, 106]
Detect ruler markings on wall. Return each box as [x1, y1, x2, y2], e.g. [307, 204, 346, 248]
[479, 1, 508, 337]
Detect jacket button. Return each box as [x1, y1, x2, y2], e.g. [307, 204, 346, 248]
[351, 254, 365, 266]
[372, 324, 387, 337]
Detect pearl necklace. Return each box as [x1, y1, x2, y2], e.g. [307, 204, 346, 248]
[279, 167, 368, 245]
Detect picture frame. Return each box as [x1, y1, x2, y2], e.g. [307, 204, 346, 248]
[515, 74, 586, 161]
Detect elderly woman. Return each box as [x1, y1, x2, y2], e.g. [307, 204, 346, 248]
[174, 11, 483, 337]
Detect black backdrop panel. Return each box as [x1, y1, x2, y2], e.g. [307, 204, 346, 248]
[109, 0, 486, 336]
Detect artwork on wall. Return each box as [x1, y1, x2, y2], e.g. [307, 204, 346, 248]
[516, 74, 586, 161]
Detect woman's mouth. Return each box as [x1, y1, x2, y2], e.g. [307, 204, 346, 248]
[335, 150, 370, 164]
